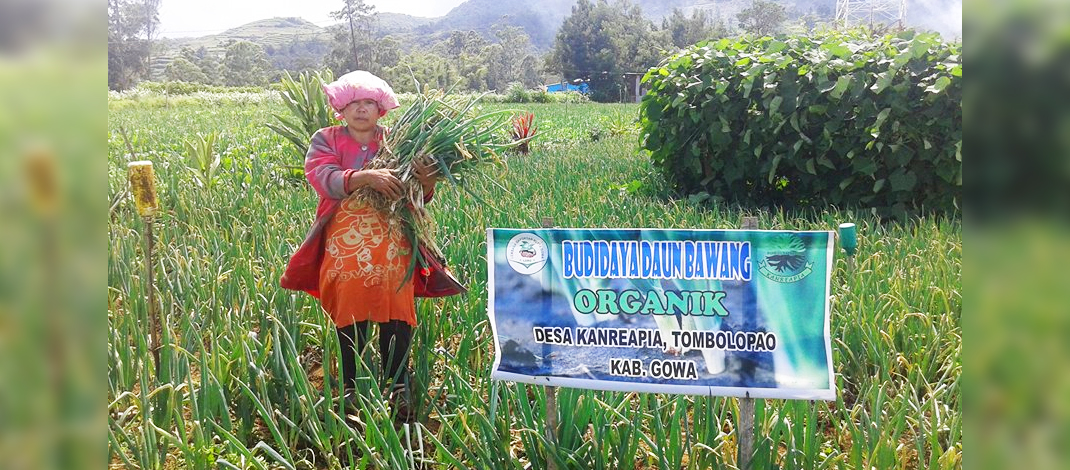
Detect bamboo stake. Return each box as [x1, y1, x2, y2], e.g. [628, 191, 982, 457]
[128, 160, 161, 375]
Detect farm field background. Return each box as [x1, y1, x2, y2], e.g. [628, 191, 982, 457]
[108, 94, 961, 469]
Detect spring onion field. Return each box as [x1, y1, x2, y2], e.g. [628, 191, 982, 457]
[108, 93, 961, 469]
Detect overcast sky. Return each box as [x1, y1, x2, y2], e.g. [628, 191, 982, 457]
[158, 0, 469, 38]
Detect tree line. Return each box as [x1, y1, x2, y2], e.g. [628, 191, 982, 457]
[110, 0, 810, 101]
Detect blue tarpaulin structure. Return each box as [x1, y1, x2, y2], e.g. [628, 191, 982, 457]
[545, 82, 589, 94]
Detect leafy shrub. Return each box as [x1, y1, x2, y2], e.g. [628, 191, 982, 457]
[639, 30, 961, 217]
[183, 131, 223, 189]
[550, 90, 591, 104]
[605, 115, 638, 136]
[504, 82, 532, 103]
[496, 85, 590, 104]
[530, 89, 551, 103]
[265, 70, 336, 161]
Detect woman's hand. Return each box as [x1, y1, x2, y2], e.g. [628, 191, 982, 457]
[413, 156, 441, 191]
[350, 168, 403, 200]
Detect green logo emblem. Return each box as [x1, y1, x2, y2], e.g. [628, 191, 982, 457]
[758, 234, 814, 283]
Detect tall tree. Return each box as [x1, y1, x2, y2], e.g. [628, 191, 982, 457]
[187, 46, 224, 85]
[547, 0, 618, 101]
[611, 2, 669, 72]
[140, 0, 162, 77]
[433, 30, 491, 90]
[165, 57, 210, 83]
[327, 0, 376, 74]
[485, 25, 541, 90]
[547, 0, 669, 102]
[517, 55, 544, 88]
[383, 51, 458, 93]
[372, 36, 402, 72]
[222, 40, 271, 86]
[435, 30, 489, 59]
[737, 0, 788, 36]
[662, 8, 729, 49]
[379, 27, 540, 93]
[108, 0, 161, 90]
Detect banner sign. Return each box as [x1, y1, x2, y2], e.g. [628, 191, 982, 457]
[487, 228, 836, 400]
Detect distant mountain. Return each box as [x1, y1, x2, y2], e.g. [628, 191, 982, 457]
[150, 0, 958, 79]
[152, 17, 332, 78]
[413, 0, 576, 49]
[408, 0, 957, 48]
[159, 17, 330, 53]
[398, 0, 717, 50]
[375, 12, 436, 32]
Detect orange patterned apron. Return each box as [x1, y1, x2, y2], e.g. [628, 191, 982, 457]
[318, 197, 417, 328]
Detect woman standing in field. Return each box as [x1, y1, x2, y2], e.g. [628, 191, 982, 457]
[280, 71, 439, 422]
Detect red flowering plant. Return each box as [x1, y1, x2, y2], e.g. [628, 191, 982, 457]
[510, 112, 537, 154]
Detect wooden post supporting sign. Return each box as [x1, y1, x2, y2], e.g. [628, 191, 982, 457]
[738, 216, 759, 469]
[540, 216, 559, 470]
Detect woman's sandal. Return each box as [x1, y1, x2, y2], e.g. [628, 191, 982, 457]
[388, 384, 416, 424]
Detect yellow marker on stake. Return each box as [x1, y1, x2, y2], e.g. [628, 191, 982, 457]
[127, 161, 159, 218]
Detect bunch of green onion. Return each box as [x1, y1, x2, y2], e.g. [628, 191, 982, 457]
[351, 89, 523, 282]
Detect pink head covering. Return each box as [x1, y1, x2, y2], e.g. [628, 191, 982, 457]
[322, 70, 400, 119]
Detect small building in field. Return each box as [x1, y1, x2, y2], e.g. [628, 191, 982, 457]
[622, 72, 649, 103]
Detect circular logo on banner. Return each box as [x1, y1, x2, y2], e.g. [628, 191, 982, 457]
[506, 233, 549, 275]
[758, 233, 814, 283]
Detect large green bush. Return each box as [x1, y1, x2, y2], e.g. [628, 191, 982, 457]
[639, 30, 961, 217]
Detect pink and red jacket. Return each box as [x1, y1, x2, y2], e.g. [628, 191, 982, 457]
[280, 126, 433, 298]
